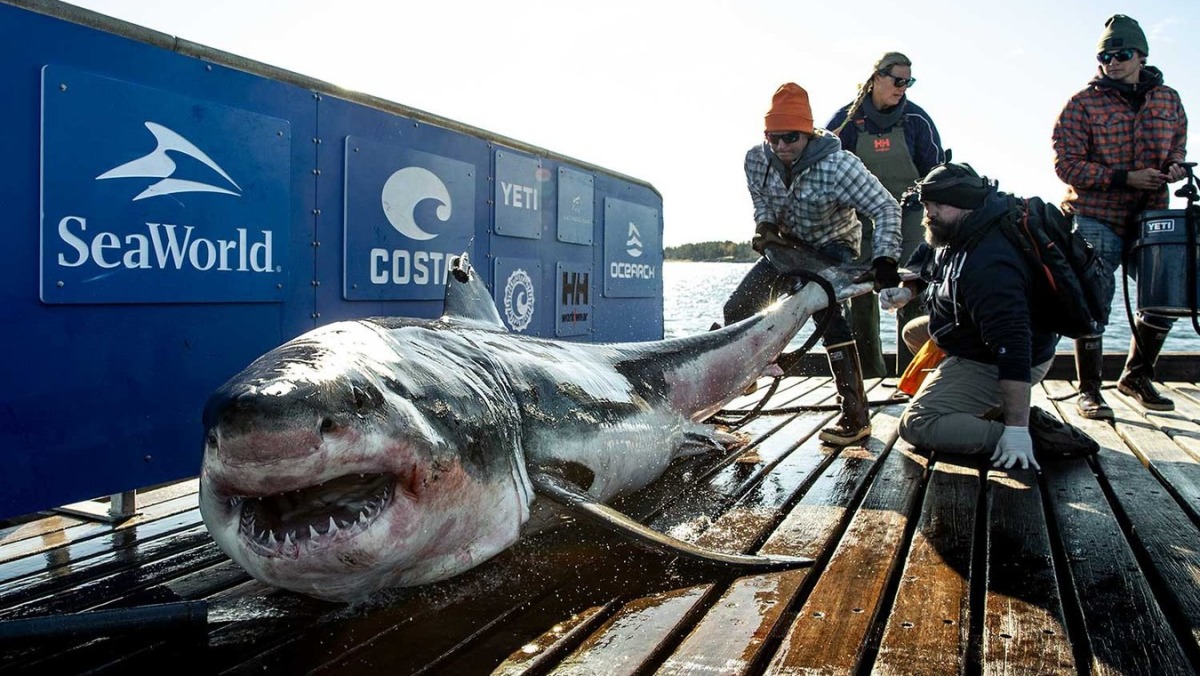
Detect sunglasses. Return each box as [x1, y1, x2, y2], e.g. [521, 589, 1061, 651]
[765, 131, 803, 145]
[878, 72, 916, 88]
[1098, 48, 1138, 65]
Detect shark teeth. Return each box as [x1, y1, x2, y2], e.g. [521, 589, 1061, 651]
[235, 475, 393, 554]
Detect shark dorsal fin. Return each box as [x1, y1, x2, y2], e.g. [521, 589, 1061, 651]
[441, 253, 505, 329]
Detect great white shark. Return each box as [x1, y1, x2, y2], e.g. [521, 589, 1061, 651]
[199, 249, 878, 602]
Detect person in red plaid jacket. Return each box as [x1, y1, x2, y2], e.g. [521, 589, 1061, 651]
[1052, 14, 1189, 418]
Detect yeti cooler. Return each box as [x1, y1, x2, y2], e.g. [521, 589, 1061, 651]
[1131, 209, 1200, 316]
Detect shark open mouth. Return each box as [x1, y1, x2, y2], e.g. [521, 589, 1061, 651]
[232, 473, 393, 554]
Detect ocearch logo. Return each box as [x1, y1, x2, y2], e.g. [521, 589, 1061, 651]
[96, 122, 242, 201]
[626, 222, 643, 258]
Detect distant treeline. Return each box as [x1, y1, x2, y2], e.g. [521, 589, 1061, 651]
[663, 240, 757, 262]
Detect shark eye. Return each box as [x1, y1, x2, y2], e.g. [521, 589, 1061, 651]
[206, 431, 218, 447]
[320, 418, 335, 434]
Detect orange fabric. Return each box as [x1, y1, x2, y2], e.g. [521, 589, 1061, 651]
[765, 83, 814, 134]
[897, 339, 947, 395]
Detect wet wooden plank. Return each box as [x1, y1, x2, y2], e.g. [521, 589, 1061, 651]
[0, 514, 212, 615]
[873, 456, 979, 675]
[552, 585, 715, 675]
[983, 467, 1074, 674]
[0, 492, 200, 568]
[1045, 380, 1200, 668]
[764, 435, 927, 673]
[656, 399, 909, 674]
[489, 602, 618, 675]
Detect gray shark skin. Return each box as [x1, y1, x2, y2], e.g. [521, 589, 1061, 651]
[199, 254, 863, 602]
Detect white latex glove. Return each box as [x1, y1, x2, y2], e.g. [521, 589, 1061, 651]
[991, 425, 1040, 471]
[879, 287, 914, 311]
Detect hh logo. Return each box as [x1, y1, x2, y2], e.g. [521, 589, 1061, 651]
[873, 137, 892, 153]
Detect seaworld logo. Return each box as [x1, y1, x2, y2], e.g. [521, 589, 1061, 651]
[95, 122, 242, 201]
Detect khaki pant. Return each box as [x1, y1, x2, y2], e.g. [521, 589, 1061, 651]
[899, 355, 1052, 455]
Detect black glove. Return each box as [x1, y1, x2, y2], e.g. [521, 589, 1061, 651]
[751, 222, 785, 255]
[871, 257, 900, 290]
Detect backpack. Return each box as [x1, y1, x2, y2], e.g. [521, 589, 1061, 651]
[991, 196, 1115, 339]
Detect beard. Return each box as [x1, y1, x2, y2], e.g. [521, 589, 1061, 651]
[923, 214, 959, 247]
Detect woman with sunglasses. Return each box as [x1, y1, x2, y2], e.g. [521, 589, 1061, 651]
[827, 52, 946, 382]
[1052, 14, 1189, 419]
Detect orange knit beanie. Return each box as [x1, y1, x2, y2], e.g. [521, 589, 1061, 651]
[764, 83, 814, 134]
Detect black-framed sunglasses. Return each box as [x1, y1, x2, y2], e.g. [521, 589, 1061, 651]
[1098, 48, 1138, 65]
[765, 131, 803, 145]
[878, 71, 916, 88]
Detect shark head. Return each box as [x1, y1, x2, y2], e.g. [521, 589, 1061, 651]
[199, 319, 532, 602]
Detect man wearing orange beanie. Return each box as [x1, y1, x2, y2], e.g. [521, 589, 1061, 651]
[723, 82, 903, 445]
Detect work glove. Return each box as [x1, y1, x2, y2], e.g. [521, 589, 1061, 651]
[871, 257, 901, 290]
[879, 287, 913, 311]
[751, 222, 789, 255]
[991, 425, 1040, 471]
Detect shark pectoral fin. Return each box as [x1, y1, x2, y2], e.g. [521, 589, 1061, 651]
[528, 471, 812, 571]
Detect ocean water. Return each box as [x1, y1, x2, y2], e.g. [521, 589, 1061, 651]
[662, 260, 1200, 353]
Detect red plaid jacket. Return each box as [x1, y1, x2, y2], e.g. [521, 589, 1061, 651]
[1052, 69, 1188, 233]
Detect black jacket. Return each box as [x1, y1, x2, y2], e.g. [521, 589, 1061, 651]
[919, 191, 1059, 382]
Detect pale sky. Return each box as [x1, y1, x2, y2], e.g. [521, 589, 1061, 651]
[67, 0, 1199, 247]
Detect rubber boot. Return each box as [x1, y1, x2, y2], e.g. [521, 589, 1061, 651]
[819, 340, 871, 445]
[1074, 335, 1113, 420]
[1117, 319, 1174, 411]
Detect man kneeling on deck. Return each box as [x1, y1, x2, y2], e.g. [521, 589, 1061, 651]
[881, 163, 1097, 470]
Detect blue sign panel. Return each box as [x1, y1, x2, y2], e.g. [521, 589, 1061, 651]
[556, 262, 593, 337]
[40, 66, 291, 304]
[557, 167, 594, 245]
[494, 149, 543, 239]
[343, 136, 476, 300]
[494, 257, 542, 333]
[603, 198, 661, 298]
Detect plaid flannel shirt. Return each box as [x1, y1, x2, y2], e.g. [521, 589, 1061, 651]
[744, 136, 902, 262]
[1052, 77, 1188, 231]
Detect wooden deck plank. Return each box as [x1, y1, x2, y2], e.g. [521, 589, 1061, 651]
[983, 466, 1075, 674]
[491, 602, 618, 675]
[656, 399, 908, 674]
[0, 516, 211, 616]
[0, 493, 200, 568]
[551, 584, 716, 675]
[872, 456, 978, 676]
[1041, 381, 1200, 672]
[764, 418, 924, 674]
[1106, 390, 1200, 522]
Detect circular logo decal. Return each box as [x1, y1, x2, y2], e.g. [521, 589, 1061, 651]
[503, 269, 535, 332]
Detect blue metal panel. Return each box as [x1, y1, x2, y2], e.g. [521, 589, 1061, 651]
[0, 3, 316, 518]
[312, 96, 491, 323]
[602, 197, 662, 298]
[342, 135, 477, 301]
[494, 149, 544, 239]
[557, 167, 595, 245]
[40, 66, 291, 304]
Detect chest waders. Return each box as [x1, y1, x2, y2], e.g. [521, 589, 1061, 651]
[848, 121, 924, 378]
